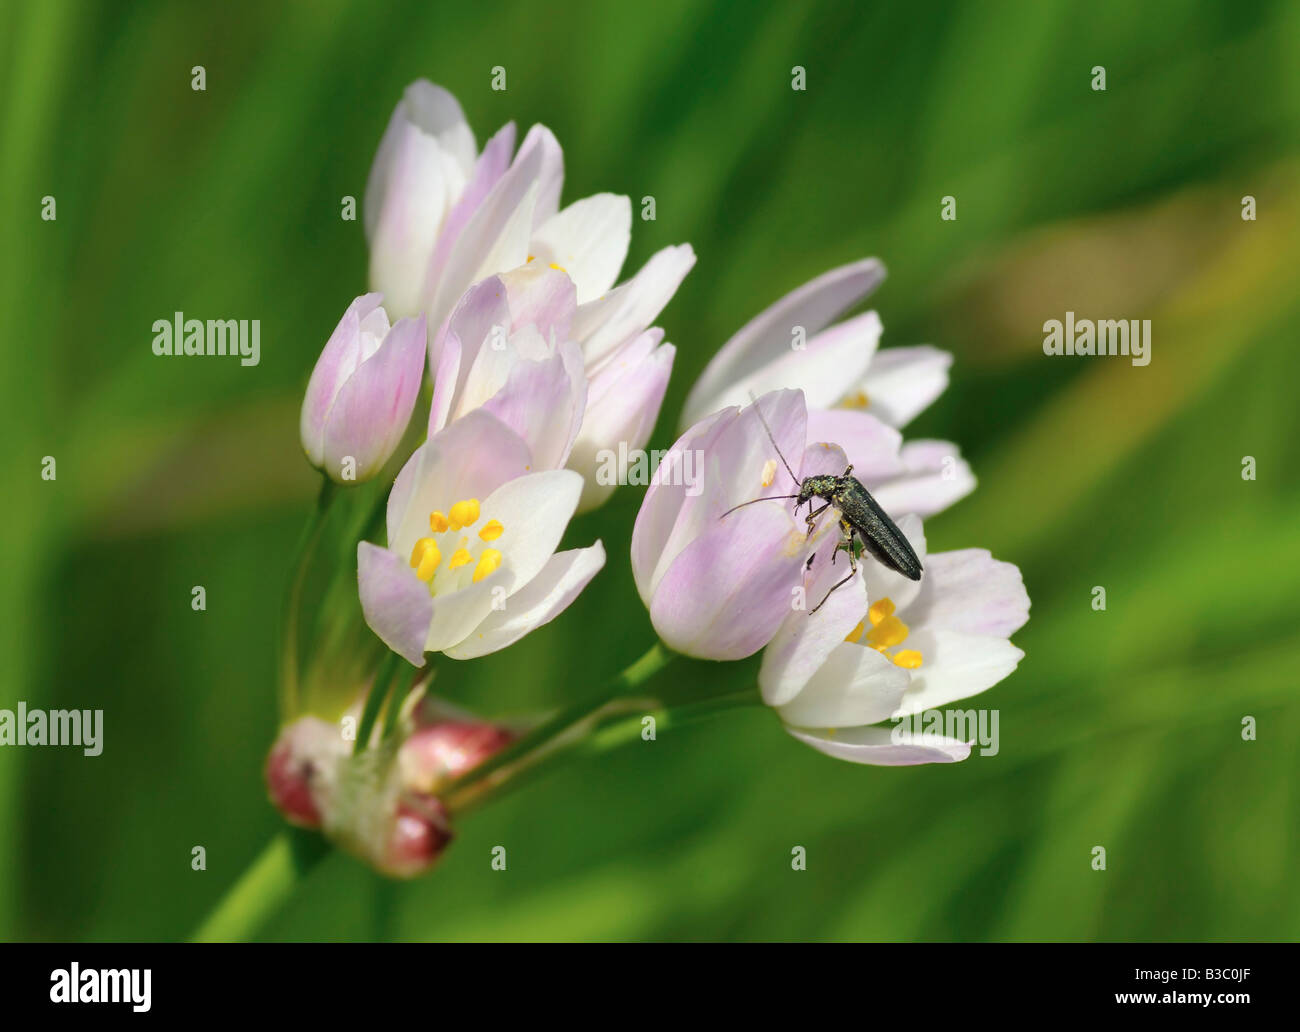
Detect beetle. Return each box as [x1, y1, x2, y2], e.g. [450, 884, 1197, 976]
[721, 397, 922, 614]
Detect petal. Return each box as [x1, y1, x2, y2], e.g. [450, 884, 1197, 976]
[321, 314, 427, 481]
[357, 542, 434, 666]
[804, 408, 905, 482]
[648, 501, 807, 660]
[515, 123, 564, 227]
[425, 563, 517, 654]
[786, 724, 971, 765]
[759, 530, 868, 707]
[428, 276, 513, 433]
[387, 410, 533, 557]
[300, 293, 385, 465]
[420, 121, 517, 314]
[629, 407, 733, 604]
[574, 244, 696, 366]
[480, 468, 585, 592]
[502, 263, 577, 341]
[424, 140, 543, 332]
[444, 542, 606, 660]
[648, 389, 807, 600]
[775, 642, 910, 728]
[683, 258, 884, 427]
[856, 345, 952, 428]
[681, 310, 882, 429]
[529, 194, 631, 304]
[567, 333, 674, 512]
[480, 339, 587, 470]
[867, 440, 976, 519]
[906, 549, 1030, 638]
[890, 629, 1024, 717]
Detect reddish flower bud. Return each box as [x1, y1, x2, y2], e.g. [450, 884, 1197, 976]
[381, 800, 454, 878]
[398, 720, 514, 795]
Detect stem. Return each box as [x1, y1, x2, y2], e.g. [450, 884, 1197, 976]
[280, 477, 337, 717]
[189, 830, 329, 942]
[354, 651, 400, 754]
[441, 641, 676, 814]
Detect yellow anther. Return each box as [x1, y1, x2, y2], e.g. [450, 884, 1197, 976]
[526, 255, 536, 262]
[866, 614, 908, 649]
[845, 620, 866, 644]
[548, 262, 567, 274]
[448, 498, 480, 530]
[409, 538, 441, 582]
[842, 390, 870, 409]
[893, 649, 923, 669]
[429, 511, 449, 533]
[472, 548, 503, 583]
[761, 459, 777, 488]
[868, 598, 896, 625]
[447, 548, 472, 571]
[478, 519, 504, 542]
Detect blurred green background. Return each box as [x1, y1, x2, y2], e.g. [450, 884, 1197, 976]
[3, 0, 1298, 942]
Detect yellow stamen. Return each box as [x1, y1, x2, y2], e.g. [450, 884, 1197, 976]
[868, 598, 895, 625]
[478, 519, 504, 542]
[842, 390, 870, 409]
[893, 649, 923, 669]
[447, 548, 472, 571]
[409, 538, 441, 582]
[866, 614, 908, 649]
[761, 459, 777, 488]
[845, 620, 866, 644]
[429, 511, 449, 533]
[548, 262, 567, 274]
[448, 498, 480, 530]
[472, 548, 503, 583]
[526, 255, 536, 262]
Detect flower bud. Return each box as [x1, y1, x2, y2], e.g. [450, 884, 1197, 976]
[264, 717, 348, 828]
[398, 720, 515, 795]
[380, 800, 454, 878]
[300, 293, 427, 484]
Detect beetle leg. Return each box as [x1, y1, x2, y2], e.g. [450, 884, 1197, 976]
[812, 529, 860, 614]
[803, 501, 831, 537]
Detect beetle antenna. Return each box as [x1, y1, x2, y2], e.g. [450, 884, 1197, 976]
[747, 391, 800, 487]
[719, 493, 800, 520]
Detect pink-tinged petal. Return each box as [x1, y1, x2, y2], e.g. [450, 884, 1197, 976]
[786, 724, 971, 765]
[480, 469, 585, 591]
[796, 440, 852, 481]
[862, 512, 927, 612]
[649, 389, 807, 599]
[421, 121, 517, 318]
[529, 194, 631, 303]
[568, 331, 673, 512]
[363, 80, 475, 244]
[387, 411, 533, 557]
[358, 542, 434, 666]
[890, 629, 1024, 717]
[444, 542, 606, 660]
[300, 293, 385, 466]
[320, 314, 427, 482]
[683, 258, 885, 427]
[366, 113, 464, 319]
[574, 244, 696, 366]
[856, 345, 952, 428]
[425, 565, 516, 654]
[428, 276, 513, 432]
[776, 642, 910, 728]
[630, 407, 734, 604]
[423, 139, 543, 333]
[867, 439, 976, 519]
[681, 310, 882, 429]
[906, 549, 1029, 638]
[502, 263, 577, 341]
[760, 530, 867, 707]
[649, 502, 807, 661]
[804, 408, 904, 482]
[515, 124, 564, 227]
[480, 339, 587, 470]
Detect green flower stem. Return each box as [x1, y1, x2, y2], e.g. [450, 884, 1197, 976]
[189, 829, 329, 943]
[440, 641, 677, 814]
[279, 476, 337, 717]
[354, 650, 400, 754]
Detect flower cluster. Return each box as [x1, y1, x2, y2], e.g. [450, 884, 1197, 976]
[268, 78, 1029, 877]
